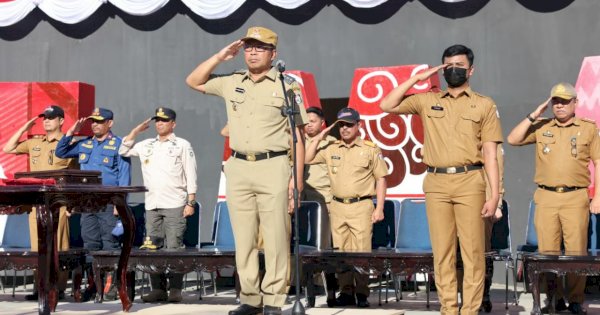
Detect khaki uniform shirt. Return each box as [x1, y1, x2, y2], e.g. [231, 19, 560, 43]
[204, 67, 308, 153]
[397, 87, 503, 167]
[14, 134, 77, 171]
[119, 134, 197, 210]
[312, 138, 388, 198]
[522, 117, 600, 187]
[304, 135, 336, 203]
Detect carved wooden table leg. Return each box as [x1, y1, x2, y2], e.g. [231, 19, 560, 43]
[36, 203, 53, 315]
[528, 262, 542, 315]
[72, 265, 83, 302]
[113, 195, 135, 312]
[49, 203, 61, 311]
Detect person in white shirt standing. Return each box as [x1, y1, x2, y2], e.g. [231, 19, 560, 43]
[119, 107, 198, 303]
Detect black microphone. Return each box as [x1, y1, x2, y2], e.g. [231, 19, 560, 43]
[275, 59, 286, 72]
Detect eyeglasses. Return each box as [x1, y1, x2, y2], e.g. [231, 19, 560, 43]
[338, 122, 356, 128]
[243, 44, 274, 53]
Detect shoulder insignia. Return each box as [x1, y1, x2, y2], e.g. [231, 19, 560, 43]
[283, 74, 296, 84]
[233, 69, 246, 74]
[364, 140, 376, 148]
[581, 117, 596, 124]
[33, 135, 43, 139]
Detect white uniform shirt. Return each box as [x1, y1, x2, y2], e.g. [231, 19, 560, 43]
[119, 134, 197, 210]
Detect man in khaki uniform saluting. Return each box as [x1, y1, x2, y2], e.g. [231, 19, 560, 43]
[306, 107, 388, 308]
[2, 105, 78, 301]
[507, 83, 600, 315]
[303, 106, 335, 248]
[186, 26, 307, 315]
[380, 44, 503, 315]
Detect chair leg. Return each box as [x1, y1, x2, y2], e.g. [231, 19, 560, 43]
[12, 269, 16, 297]
[385, 271, 389, 303]
[378, 274, 383, 306]
[0, 273, 4, 293]
[505, 259, 509, 310]
[511, 260, 519, 305]
[396, 275, 403, 301]
[212, 271, 217, 296]
[425, 273, 430, 308]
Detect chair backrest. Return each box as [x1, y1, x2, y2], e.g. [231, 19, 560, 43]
[0, 213, 31, 248]
[490, 199, 512, 252]
[372, 199, 400, 249]
[395, 198, 431, 250]
[524, 200, 538, 247]
[213, 201, 235, 248]
[291, 201, 320, 249]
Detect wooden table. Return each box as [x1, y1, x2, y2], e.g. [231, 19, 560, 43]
[523, 251, 600, 315]
[301, 249, 434, 307]
[91, 248, 237, 301]
[0, 170, 145, 314]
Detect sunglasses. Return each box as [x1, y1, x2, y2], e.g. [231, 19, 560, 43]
[338, 122, 357, 128]
[243, 44, 274, 52]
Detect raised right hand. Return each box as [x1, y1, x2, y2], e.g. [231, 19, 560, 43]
[21, 117, 38, 131]
[317, 124, 336, 141]
[67, 118, 86, 136]
[216, 40, 244, 62]
[413, 64, 448, 82]
[530, 97, 552, 120]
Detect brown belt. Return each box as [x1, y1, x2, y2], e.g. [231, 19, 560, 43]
[231, 150, 287, 162]
[538, 185, 586, 193]
[332, 196, 373, 204]
[426, 163, 483, 174]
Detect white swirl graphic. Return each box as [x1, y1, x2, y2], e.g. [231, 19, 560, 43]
[357, 71, 398, 103]
[410, 64, 431, 90]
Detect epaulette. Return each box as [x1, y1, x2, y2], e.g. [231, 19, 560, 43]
[581, 117, 596, 124]
[33, 135, 43, 139]
[364, 140, 376, 148]
[233, 69, 246, 74]
[283, 74, 296, 84]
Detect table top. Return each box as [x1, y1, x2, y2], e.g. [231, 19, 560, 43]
[91, 248, 237, 257]
[301, 248, 434, 259]
[522, 250, 600, 261]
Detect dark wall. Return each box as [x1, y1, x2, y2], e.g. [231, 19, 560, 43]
[0, 0, 598, 247]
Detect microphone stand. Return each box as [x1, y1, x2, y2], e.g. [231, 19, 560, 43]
[277, 67, 305, 315]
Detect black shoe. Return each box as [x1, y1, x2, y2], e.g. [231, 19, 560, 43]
[228, 304, 262, 315]
[58, 290, 65, 301]
[568, 303, 587, 315]
[541, 298, 568, 314]
[24, 292, 38, 301]
[356, 293, 370, 308]
[263, 305, 282, 315]
[335, 293, 356, 306]
[481, 298, 492, 313]
[326, 298, 337, 307]
[81, 287, 97, 303]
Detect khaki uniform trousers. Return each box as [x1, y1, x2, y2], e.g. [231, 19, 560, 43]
[224, 155, 291, 307]
[29, 206, 70, 291]
[329, 198, 373, 296]
[534, 188, 588, 304]
[424, 170, 486, 315]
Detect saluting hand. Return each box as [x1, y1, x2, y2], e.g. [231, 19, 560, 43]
[133, 119, 151, 135]
[413, 64, 448, 82]
[530, 97, 552, 120]
[21, 117, 38, 132]
[316, 124, 335, 142]
[216, 40, 244, 62]
[66, 118, 86, 136]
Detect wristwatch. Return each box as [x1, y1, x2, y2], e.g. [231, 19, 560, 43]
[186, 200, 197, 207]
